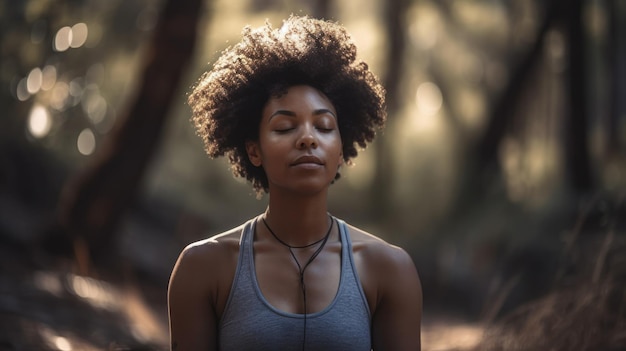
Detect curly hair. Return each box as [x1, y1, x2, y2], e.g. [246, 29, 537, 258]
[189, 15, 386, 195]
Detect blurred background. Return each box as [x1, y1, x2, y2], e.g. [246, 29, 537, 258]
[1, 0, 625, 350]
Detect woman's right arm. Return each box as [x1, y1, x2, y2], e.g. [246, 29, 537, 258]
[168, 244, 217, 351]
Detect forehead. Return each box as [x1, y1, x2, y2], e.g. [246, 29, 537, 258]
[262, 85, 336, 116]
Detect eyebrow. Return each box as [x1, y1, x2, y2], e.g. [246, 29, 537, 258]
[269, 108, 337, 120]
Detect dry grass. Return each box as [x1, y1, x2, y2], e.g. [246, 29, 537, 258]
[473, 195, 626, 351]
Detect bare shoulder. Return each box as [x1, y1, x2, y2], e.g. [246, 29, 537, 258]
[168, 222, 250, 350]
[345, 223, 415, 269]
[169, 223, 244, 298]
[177, 225, 243, 267]
[345, 222, 423, 350]
[344, 222, 421, 311]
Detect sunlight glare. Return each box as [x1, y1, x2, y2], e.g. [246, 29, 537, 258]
[122, 287, 170, 345]
[54, 336, 72, 351]
[39, 326, 74, 351]
[28, 104, 52, 138]
[77, 129, 96, 156]
[422, 321, 484, 350]
[68, 274, 117, 310]
[54, 26, 72, 52]
[70, 23, 88, 48]
[27, 68, 43, 94]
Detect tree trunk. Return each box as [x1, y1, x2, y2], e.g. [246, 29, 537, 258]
[441, 0, 563, 218]
[371, 0, 408, 221]
[607, 0, 625, 155]
[563, 0, 593, 192]
[47, 0, 206, 269]
[476, 0, 562, 178]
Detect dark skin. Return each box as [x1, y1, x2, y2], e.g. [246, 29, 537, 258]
[168, 85, 423, 350]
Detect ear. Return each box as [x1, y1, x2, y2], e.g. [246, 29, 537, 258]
[246, 140, 262, 167]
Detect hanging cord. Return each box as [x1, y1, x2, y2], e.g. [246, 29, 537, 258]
[262, 215, 334, 351]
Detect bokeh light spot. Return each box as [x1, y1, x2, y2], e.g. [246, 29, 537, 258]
[69, 78, 84, 97]
[41, 65, 57, 91]
[27, 68, 43, 94]
[77, 128, 96, 155]
[84, 94, 107, 124]
[54, 26, 72, 52]
[50, 81, 70, 110]
[416, 82, 443, 116]
[70, 23, 88, 48]
[28, 104, 52, 138]
[16, 78, 31, 101]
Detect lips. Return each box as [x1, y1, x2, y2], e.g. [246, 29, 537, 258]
[291, 155, 324, 166]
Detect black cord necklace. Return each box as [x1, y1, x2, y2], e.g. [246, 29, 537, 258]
[261, 215, 334, 351]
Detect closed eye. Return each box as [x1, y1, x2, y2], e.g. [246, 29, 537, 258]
[274, 128, 294, 134]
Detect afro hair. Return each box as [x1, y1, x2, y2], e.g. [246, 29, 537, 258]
[188, 15, 386, 195]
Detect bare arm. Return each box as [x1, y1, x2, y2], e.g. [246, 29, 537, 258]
[371, 246, 423, 350]
[168, 244, 217, 351]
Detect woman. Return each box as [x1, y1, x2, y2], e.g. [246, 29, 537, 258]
[168, 15, 422, 351]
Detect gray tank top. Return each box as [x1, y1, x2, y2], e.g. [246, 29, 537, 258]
[218, 216, 372, 351]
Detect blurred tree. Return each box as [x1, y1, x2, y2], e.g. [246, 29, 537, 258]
[564, 0, 593, 193]
[46, 0, 207, 271]
[370, 0, 409, 222]
[607, 0, 626, 157]
[475, 1, 562, 182]
[418, 0, 602, 317]
[441, 0, 597, 215]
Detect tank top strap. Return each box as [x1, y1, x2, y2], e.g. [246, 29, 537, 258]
[335, 217, 371, 319]
[219, 215, 257, 324]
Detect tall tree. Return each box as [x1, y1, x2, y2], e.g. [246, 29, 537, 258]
[454, 0, 594, 204]
[563, 0, 593, 192]
[607, 0, 625, 157]
[46, 0, 207, 270]
[371, 0, 409, 222]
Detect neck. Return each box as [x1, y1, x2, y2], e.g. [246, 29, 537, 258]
[263, 189, 330, 247]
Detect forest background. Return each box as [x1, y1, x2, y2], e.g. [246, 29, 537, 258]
[0, 0, 625, 350]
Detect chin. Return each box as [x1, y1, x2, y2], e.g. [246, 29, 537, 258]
[273, 179, 333, 196]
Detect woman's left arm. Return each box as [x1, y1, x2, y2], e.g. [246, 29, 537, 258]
[371, 246, 423, 350]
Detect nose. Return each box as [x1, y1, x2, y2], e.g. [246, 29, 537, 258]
[296, 125, 317, 149]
